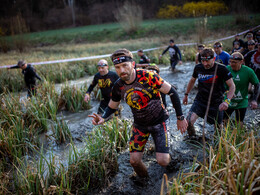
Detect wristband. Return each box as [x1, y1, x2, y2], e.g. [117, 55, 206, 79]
[224, 98, 231, 105]
[185, 93, 188, 96]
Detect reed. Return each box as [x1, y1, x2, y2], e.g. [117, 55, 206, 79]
[65, 118, 131, 193]
[58, 83, 91, 112]
[11, 118, 131, 194]
[163, 124, 260, 194]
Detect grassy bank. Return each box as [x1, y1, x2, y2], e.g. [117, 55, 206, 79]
[2, 14, 260, 47]
[162, 125, 260, 194]
[1, 14, 259, 93]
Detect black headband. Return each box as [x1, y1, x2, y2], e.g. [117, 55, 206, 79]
[230, 55, 243, 60]
[201, 55, 214, 61]
[112, 56, 133, 65]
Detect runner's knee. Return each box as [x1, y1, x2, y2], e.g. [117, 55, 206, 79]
[157, 158, 170, 167]
[156, 153, 170, 167]
[130, 154, 142, 166]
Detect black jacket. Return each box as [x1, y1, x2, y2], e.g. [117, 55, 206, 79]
[11, 64, 41, 87]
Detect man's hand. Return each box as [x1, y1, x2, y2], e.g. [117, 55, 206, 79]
[219, 102, 229, 111]
[88, 113, 105, 125]
[84, 93, 90, 103]
[179, 60, 183, 65]
[183, 95, 188, 105]
[250, 100, 258, 109]
[177, 119, 188, 134]
[159, 55, 162, 59]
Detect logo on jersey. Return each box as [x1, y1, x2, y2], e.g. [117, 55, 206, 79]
[252, 51, 260, 65]
[216, 59, 224, 64]
[169, 48, 176, 57]
[234, 74, 240, 81]
[198, 74, 218, 83]
[98, 79, 112, 88]
[125, 88, 152, 110]
[234, 91, 243, 100]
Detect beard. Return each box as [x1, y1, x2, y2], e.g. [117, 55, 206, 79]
[120, 72, 131, 81]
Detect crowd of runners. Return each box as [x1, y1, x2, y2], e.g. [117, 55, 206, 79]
[7, 29, 260, 181]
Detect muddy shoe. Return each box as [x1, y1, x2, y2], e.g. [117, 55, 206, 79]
[187, 124, 196, 137]
[129, 173, 150, 187]
[166, 155, 181, 172]
[183, 134, 199, 141]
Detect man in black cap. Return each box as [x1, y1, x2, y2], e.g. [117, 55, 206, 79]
[159, 39, 182, 71]
[84, 59, 119, 114]
[8, 60, 42, 97]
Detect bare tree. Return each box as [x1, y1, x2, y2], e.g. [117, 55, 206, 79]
[63, 0, 76, 26]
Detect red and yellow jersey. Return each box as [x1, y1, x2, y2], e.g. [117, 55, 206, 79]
[112, 69, 168, 126]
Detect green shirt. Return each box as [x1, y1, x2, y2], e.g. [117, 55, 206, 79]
[227, 65, 259, 109]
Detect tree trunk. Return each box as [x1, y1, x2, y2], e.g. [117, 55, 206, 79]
[68, 0, 76, 26]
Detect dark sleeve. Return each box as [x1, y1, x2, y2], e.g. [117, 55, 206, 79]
[35, 72, 42, 81]
[192, 65, 199, 78]
[9, 65, 19, 69]
[244, 51, 254, 67]
[220, 65, 232, 81]
[111, 82, 122, 102]
[86, 75, 98, 94]
[167, 87, 183, 116]
[33, 67, 42, 81]
[30, 67, 42, 81]
[176, 46, 182, 60]
[161, 46, 170, 55]
[240, 39, 245, 48]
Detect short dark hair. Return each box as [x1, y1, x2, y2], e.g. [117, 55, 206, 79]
[169, 39, 174, 43]
[17, 60, 26, 67]
[137, 49, 143, 53]
[200, 48, 214, 58]
[198, 44, 205, 48]
[214, 42, 222, 47]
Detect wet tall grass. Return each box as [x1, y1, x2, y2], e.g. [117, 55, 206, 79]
[13, 118, 131, 194]
[162, 124, 260, 194]
[0, 61, 96, 93]
[58, 83, 91, 112]
[0, 22, 243, 94]
[0, 81, 92, 164]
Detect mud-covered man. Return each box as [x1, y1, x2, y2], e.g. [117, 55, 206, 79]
[183, 48, 235, 137]
[84, 59, 119, 114]
[89, 48, 188, 178]
[8, 60, 42, 97]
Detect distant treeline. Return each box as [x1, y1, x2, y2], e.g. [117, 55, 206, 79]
[0, 0, 259, 35]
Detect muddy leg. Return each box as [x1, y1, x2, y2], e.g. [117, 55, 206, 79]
[130, 152, 148, 177]
[186, 112, 198, 136]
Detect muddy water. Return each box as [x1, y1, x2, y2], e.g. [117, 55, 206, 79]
[27, 62, 260, 194]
